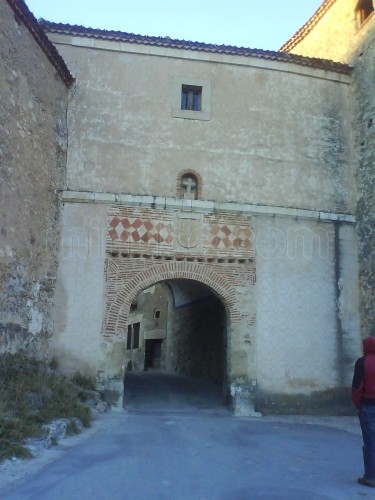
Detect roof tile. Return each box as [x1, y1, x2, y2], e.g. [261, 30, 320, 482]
[40, 19, 351, 76]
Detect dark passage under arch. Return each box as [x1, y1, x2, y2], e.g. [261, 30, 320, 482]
[124, 279, 227, 404]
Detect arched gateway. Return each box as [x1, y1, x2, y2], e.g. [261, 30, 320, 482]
[104, 261, 238, 334]
[99, 204, 257, 413]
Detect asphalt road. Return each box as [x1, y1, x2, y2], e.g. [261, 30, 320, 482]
[0, 371, 368, 500]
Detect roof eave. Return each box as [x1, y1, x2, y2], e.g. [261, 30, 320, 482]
[6, 0, 74, 86]
[280, 0, 338, 53]
[41, 20, 351, 76]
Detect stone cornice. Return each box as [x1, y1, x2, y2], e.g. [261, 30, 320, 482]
[62, 191, 356, 223]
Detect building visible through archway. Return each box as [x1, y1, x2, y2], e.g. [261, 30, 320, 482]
[101, 204, 256, 411]
[125, 280, 226, 394]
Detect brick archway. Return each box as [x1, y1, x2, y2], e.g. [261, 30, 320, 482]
[103, 260, 239, 338]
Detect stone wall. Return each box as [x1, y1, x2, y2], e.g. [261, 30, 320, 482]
[0, 0, 69, 357]
[281, 0, 373, 62]
[351, 29, 375, 337]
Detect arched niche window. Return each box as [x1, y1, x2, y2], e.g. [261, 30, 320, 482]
[356, 0, 374, 27]
[176, 170, 202, 200]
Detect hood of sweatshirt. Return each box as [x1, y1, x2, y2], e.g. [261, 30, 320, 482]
[363, 337, 375, 355]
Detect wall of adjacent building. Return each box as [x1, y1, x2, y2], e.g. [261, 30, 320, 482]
[0, 0, 69, 357]
[352, 26, 375, 337]
[283, 0, 374, 64]
[125, 283, 169, 372]
[282, 0, 375, 338]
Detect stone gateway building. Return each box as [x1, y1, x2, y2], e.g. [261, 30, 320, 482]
[1, 0, 374, 415]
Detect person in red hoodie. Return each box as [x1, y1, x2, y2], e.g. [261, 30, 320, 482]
[352, 336, 375, 487]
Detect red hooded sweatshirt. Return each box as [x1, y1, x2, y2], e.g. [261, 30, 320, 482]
[352, 337, 375, 408]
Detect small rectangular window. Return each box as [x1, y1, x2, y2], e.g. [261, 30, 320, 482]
[154, 309, 161, 319]
[181, 85, 202, 111]
[126, 325, 132, 350]
[133, 323, 140, 349]
[127, 323, 141, 349]
[172, 77, 211, 121]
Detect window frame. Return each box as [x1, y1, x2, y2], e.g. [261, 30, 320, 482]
[172, 76, 211, 121]
[355, 0, 374, 27]
[154, 309, 161, 320]
[181, 84, 202, 111]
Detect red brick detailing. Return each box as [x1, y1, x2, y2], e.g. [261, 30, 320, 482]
[102, 257, 255, 339]
[102, 205, 257, 340]
[109, 216, 174, 245]
[107, 207, 254, 259]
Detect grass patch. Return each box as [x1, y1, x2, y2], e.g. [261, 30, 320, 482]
[0, 353, 95, 462]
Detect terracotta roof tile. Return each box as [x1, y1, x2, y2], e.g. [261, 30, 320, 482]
[40, 20, 351, 76]
[280, 0, 338, 53]
[6, 0, 74, 86]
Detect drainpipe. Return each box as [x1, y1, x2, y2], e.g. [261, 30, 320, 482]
[334, 221, 345, 386]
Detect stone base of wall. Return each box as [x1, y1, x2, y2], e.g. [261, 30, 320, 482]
[256, 387, 356, 416]
[96, 375, 124, 409]
[228, 382, 262, 417]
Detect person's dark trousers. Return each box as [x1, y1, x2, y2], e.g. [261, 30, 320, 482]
[359, 405, 375, 480]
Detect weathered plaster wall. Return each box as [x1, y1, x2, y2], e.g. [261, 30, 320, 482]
[50, 202, 107, 374]
[54, 196, 360, 412]
[49, 35, 355, 213]
[284, 0, 374, 64]
[255, 216, 360, 412]
[0, 0, 69, 356]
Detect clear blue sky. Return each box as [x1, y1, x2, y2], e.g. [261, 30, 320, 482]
[24, 0, 323, 51]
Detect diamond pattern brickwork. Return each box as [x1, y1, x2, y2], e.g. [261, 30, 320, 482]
[109, 217, 174, 245]
[107, 206, 254, 258]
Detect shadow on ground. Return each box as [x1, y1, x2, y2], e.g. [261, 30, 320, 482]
[123, 370, 229, 414]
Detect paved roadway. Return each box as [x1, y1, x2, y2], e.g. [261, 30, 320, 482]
[0, 371, 369, 500]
